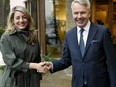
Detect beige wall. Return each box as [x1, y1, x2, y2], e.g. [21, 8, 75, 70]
[66, 0, 75, 31]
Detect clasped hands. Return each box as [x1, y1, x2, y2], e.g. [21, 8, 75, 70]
[36, 62, 52, 74]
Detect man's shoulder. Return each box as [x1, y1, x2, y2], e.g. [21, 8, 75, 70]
[67, 26, 77, 33]
[64, 26, 77, 38]
[91, 22, 107, 29]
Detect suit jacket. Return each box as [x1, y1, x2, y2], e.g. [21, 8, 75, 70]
[52, 23, 116, 87]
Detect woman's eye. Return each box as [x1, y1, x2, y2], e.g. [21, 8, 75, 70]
[15, 17, 20, 20]
[23, 16, 27, 19]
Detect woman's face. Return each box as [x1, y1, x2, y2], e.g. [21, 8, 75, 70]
[13, 11, 29, 30]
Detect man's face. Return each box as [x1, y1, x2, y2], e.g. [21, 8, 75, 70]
[72, 3, 91, 28]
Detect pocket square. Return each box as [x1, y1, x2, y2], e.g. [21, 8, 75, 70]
[91, 40, 98, 44]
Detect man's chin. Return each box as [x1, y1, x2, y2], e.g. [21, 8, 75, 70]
[76, 24, 85, 27]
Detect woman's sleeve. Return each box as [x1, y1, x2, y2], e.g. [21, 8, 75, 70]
[0, 34, 29, 73]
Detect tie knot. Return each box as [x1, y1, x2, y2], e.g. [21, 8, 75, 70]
[80, 28, 84, 35]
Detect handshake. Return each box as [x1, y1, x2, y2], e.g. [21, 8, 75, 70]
[35, 62, 53, 74]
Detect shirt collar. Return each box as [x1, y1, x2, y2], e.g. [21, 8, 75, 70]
[9, 27, 29, 35]
[77, 20, 91, 33]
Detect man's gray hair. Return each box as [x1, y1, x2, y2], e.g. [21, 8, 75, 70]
[71, 0, 91, 10]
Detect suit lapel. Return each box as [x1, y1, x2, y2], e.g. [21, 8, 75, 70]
[72, 27, 82, 58]
[83, 23, 98, 57]
[70, 24, 98, 59]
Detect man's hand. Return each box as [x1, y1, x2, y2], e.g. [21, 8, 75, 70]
[36, 62, 48, 74]
[44, 62, 52, 70]
[36, 61, 53, 74]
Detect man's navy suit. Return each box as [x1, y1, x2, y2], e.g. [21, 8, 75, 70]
[52, 23, 116, 87]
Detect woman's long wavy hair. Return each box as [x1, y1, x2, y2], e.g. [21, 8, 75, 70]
[6, 6, 37, 44]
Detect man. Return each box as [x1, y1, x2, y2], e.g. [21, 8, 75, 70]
[45, 0, 116, 87]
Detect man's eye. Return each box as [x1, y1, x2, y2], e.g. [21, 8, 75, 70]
[81, 12, 86, 15]
[74, 12, 78, 15]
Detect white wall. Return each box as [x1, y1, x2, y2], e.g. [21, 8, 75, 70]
[45, 0, 53, 19]
[10, 0, 26, 10]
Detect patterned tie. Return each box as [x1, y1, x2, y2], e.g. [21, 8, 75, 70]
[79, 29, 85, 56]
[80, 29, 87, 84]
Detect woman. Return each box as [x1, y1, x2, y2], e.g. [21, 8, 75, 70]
[0, 6, 46, 87]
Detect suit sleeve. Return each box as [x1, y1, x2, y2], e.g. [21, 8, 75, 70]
[52, 34, 72, 72]
[103, 29, 116, 87]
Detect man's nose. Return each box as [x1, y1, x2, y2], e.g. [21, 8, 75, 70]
[78, 13, 82, 18]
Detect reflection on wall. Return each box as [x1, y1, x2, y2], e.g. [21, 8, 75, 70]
[96, 3, 116, 44]
[55, 0, 66, 20]
[45, 0, 66, 44]
[111, 2, 116, 43]
[96, 11, 107, 25]
[113, 3, 116, 23]
[113, 3, 116, 36]
[45, 0, 66, 55]
[45, 0, 53, 19]
[96, 5, 108, 27]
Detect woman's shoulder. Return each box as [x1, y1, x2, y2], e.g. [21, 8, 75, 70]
[1, 32, 10, 38]
[0, 32, 13, 42]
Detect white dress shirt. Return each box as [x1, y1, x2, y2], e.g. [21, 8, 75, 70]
[77, 21, 91, 47]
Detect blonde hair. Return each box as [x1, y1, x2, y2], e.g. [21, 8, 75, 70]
[71, 0, 91, 13]
[6, 6, 37, 44]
